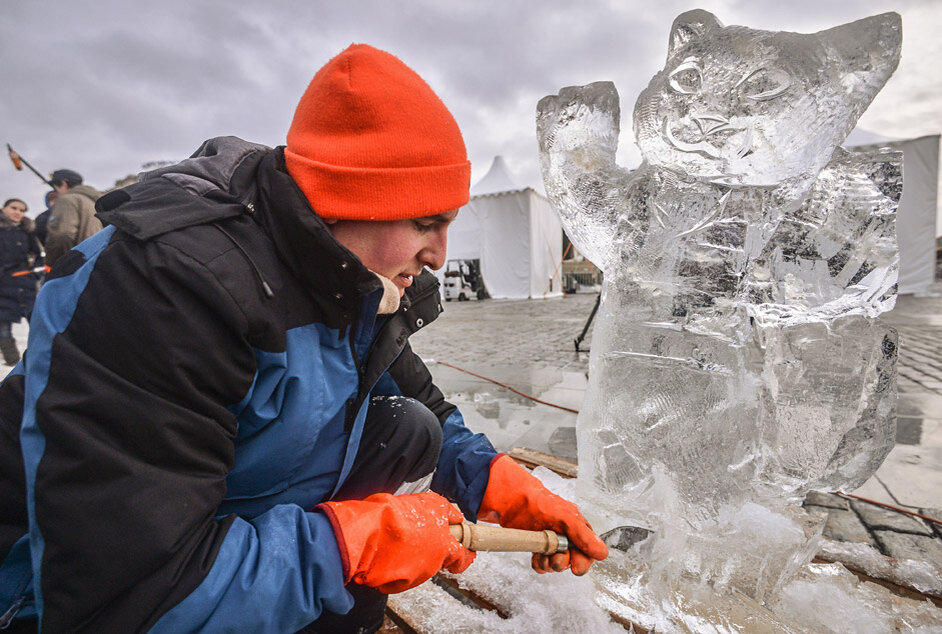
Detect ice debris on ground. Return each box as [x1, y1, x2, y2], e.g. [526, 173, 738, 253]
[393, 468, 942, 631]
[770, 564, 942, 633]
[817, 539, 942, 597]
[389, 467, 623, 633]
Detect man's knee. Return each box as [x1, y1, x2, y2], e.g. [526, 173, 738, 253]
[366, 395, 442, 461]
[335, 396, 443, 500]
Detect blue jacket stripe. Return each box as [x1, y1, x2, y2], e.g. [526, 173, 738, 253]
[433, 410, 496, 521]
[19, 227, 117, 619]
[150, 507, 351, 633]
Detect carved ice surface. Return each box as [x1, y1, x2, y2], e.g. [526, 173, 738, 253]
[537, 9, 911, 629]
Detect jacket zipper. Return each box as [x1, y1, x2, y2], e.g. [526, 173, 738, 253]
[342, 278, 440, 429]
[0, 595, 25, 628]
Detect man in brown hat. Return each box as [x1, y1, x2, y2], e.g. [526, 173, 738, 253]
[44, 168, 102, 266]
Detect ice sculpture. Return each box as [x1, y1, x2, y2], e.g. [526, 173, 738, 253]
[537, 9, 903, 628]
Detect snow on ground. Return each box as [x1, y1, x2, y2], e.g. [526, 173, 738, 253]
[389, 467, 626, 633]
[391, 467, 942, 633]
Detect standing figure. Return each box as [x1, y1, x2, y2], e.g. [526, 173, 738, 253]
[32, 191, 58, 248]
[44, 169, 102, 267]
[0, 199, 42, 366]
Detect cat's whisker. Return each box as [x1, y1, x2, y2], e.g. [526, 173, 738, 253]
[735, 128, 754, 159]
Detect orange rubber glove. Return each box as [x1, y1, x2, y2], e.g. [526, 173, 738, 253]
[317, 491, 475, 594]
[478, 454, 608, 575]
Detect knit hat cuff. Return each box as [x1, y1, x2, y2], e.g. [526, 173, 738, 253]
[285, 149, 470, 220]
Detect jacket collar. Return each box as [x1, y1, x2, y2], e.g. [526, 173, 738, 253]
[253, 148, 380, 316]
[64, 184, 102, 202]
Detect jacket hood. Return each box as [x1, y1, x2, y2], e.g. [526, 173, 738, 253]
[139, 136, 271, 198]
[96, 136, 270, 240]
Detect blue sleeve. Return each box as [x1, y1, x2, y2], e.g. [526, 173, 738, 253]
[151, 507, 352, 633]
[432, 408, 498, 521]
[16, 231, 349, 631]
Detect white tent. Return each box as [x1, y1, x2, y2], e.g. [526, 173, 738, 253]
[845, 129, 940, 294]
[440, 156, 564, 299]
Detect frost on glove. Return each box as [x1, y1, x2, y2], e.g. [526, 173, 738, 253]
[478, 454, 608, 575]
[317, 491, 475, 594]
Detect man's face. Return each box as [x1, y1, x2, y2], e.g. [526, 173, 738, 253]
[326, 210, 457, 296]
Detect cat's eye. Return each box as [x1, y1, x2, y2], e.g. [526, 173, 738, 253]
[736, 67, 791, 101]
[667, 58, 702, 95]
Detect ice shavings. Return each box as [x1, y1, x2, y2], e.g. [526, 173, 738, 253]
[390, 466, 623, 633]
[818, 538, 942, 597]
[770, 563, 942, 633]
[387, 576, 506, 633]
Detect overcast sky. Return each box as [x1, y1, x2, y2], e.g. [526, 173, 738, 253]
[2, 0, 940, 216]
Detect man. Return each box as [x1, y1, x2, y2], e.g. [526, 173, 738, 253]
[43, 168, 102, 266]
[0, 44, 606, 633]
[31, 191, 57, 247]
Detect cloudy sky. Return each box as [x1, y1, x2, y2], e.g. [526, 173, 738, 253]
[2, 0, 940, 216]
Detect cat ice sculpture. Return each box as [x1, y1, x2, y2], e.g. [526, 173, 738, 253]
[537, 9, 902, 611]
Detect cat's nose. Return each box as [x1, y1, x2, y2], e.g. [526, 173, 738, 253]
[692, 114, 732, 136]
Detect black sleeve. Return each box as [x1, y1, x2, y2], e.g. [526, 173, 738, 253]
[0, 372, 28, 560]
[26, 234, 258, 631]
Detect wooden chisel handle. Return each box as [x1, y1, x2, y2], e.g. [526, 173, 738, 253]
[449, 523, 568, 554]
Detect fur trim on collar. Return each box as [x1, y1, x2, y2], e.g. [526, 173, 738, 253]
[371, 271, 401, 314]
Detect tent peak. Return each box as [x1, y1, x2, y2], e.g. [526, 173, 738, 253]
[471, 155, 521, 196]
[844, 126, 901, 147]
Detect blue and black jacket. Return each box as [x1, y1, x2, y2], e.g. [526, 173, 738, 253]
[0, 137, 498, 632]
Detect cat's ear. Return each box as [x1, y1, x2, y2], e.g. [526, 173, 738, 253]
[815, 12, 901, 77]
[668, 10, 723, 58]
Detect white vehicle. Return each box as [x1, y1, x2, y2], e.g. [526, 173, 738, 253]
[442, 259, 486, 301]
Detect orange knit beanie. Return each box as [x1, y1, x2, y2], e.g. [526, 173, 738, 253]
[285, 44, 471, 220]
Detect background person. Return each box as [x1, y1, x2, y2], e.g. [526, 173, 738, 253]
[0, 198, 42, 366]
[32, 190, 58, 247]
[43, 168, 102, 266]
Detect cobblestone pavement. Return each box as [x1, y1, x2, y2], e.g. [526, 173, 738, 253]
[886, 294, 942, 396]
[803, 490, 942, 563]
[412, 291, 942, 570]
[410, 293, 598, 372]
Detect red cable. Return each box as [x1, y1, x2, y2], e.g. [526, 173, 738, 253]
[544, 241, 572, 298]
[436, 361, 580, 414]
[837, 490, 942, 526]
[436, 361, 942, 528]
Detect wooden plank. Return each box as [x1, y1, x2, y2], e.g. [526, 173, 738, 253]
[379, 612, 408, 633]
[434, 575, 510, 619]
[385, 605, 422, 633]
[507, 447, 578, 479]
[608, 611, 650, 633]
